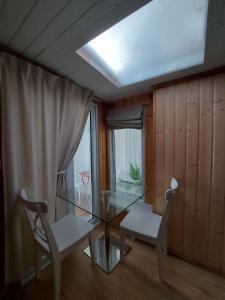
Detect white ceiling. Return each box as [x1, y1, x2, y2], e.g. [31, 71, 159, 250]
[0, 0, 225, 101]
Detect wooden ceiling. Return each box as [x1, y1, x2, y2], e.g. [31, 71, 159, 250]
[0, 0, 225, 101]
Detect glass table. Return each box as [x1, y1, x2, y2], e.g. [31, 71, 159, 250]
[57, 183, 148, 273]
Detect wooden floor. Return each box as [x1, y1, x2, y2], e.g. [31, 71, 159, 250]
[7, 235, 225, 300]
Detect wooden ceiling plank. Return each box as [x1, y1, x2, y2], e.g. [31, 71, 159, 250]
[0, 0, 36, 44]
[2, 1, 225, 101]
[8, 0, 71, 53]
[35, 0, 150, 65]
[204, 0, 225, 64]
[24, 0, 99, 59]
[35, 0, 127, 63]
[57, 54, 91, 77]
[74, 73, 114, 95]
[215, 3, 225, 58]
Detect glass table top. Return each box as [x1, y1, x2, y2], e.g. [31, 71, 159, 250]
[57, 182, 149, 223]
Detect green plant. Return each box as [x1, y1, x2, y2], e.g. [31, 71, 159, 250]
[129, 163, 142, 185]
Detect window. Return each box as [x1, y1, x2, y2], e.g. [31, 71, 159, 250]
[68, 104, 98, 220]
[77, 0, 208, 87]
[110, 128, 143, 194]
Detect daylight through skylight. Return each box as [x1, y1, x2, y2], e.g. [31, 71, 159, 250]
[77, 0, 208, 87]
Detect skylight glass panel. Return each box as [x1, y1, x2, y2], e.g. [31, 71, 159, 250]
[77, 0, 208, 87]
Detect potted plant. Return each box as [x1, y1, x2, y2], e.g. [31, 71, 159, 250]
[129, 163, 142, 186]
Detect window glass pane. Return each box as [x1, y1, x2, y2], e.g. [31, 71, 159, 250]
[114, 129, 142, 194]
[77, 0, 208, 87]
[72, 113, 92, 220]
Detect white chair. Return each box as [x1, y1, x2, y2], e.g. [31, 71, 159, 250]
[20, 189, 96, 300]
[129, 199, 153, 213]
[120, 178, 178, 282]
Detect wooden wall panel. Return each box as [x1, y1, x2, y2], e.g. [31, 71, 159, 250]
[208, 74, 225, 272]
[143, 102, 155, 203]
[184, 80, 199, 259]
[153, 72, 225, 274]
[155, 89, 165, 213]
[164, 87, 175, 249]
[195, 77, 213, 265]
[172, 83, 187, 255]
[0, 93, 4, 288]
[164, 87, 175, 189]
[107, 93, 152, 109]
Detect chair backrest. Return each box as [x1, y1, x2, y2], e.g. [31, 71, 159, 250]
[157, 178, 178, 239]
[20, 189, 59, 255]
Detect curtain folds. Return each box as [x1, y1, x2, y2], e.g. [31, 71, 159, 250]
[0, 51, 92, 284]
[57, 80, 92, 172]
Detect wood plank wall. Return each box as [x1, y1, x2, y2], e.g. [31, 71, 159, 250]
[153, 73, 225, 274]
[106, 93, 152, 109]
[0, 94, 4, 288]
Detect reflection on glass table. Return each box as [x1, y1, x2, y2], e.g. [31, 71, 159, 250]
[57, 183, 148, 273]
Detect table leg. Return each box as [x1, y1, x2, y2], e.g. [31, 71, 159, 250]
[105, 221, 110, 271]
[84, 223, 131, 273]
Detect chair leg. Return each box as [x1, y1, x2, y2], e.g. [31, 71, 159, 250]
[35, 245, 41, 280]
[53, 258, 61, 300]
[120, 231, 126, 262]
[156, 244, 163, 282]
[89, 234, 96, 265]
[163, 231, 167, 255]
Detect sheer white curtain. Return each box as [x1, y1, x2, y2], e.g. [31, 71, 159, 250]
[0, 52, 92, 284]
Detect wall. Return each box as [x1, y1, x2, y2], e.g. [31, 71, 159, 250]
[101, 73, 225, 275]
[0, 97, 4, 288]
[106, 93, 152, 110]
[153, 73, 225, 274]
[143, 100, 155, 202]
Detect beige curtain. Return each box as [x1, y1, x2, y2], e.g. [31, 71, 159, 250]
[56, 80, 92, 194]
[56, 79, 92, 219]
[58, 80, 91, 172]
[0, 52, 92, 284]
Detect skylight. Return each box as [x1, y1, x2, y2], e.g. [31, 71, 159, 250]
[77, 0, 208, 87]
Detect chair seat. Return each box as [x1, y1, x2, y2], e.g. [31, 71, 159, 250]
[50, 214, 94, 253]
[129, 200, 153, 213]
[120, 178, 178, 283]
[120, 209, 162, 239]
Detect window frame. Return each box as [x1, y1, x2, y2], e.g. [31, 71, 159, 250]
[109, 127, 144, 192]
[89, 103, 99, 215]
